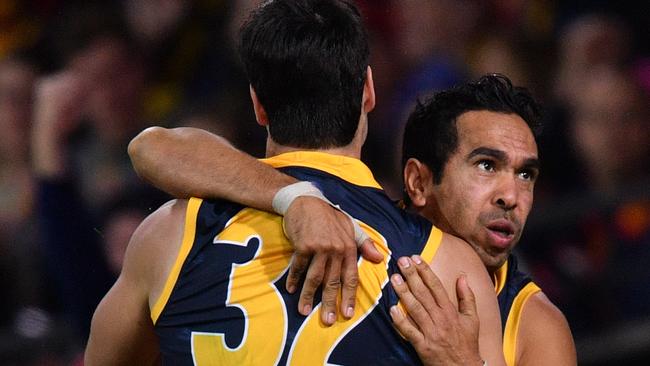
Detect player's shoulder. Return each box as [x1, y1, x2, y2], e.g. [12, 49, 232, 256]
[436, 232, 486, 273]
[517, 290, 577, 364]
[121, 199, 190, 299]
[521, 291, 571, 334]
[128, 198, 188, 254]
[428, 231, 491, 298]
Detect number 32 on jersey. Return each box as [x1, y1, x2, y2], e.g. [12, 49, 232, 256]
[191, 209, 389, 365]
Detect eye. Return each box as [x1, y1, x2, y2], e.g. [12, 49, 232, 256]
[477, 160, 495, 172]
[518, 169, 537, 181]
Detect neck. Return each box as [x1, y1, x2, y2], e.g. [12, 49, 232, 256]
[264, 113, 367, 159]
[265, 137, 361, 159]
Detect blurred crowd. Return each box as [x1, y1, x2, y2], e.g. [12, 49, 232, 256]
[0, 0, 648, 364]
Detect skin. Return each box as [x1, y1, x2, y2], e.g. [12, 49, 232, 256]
[404, 110, 576, 365]
[390, 255, 482, 366]
[87, 74, 507, 365]
[126, 108, 576, 365]
[406, 111, 539, 273]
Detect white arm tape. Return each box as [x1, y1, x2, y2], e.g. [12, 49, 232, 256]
[272, 181, 370, 247]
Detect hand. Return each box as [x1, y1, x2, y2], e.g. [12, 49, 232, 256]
[389, 255, 483, 366]
[283, 196, 383, 325]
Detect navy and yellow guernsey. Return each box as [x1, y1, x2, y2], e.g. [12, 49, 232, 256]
[494, 254, 541, 366]
[151, 151, 443, 365]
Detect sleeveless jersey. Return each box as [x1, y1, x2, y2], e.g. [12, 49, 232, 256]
[494, 254, 541, 366]
[151, 151, 444, 365]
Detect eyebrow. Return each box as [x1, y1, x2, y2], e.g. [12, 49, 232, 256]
[467, 147, 541, 170]
[467, 147, 507, 162]
[521, 157, 541, 172]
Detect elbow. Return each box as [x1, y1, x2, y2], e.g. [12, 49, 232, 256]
[128, 126, 166, 162]
[128, 126, 168, 177]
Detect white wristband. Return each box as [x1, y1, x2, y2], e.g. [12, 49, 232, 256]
[272, 181, 328, 215]
[272, 181, 370, 247]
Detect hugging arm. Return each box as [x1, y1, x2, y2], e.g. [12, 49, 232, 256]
[390, 236, 507, 366]
[390, 256, 482, 366]
[128, 127, 381, 324]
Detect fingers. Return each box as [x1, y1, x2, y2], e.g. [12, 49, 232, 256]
[340, 253, 359, 319]
[341, 210, 382, 264]
[286, 252, 310, 294]
[297, 254, 326, 316]
[320, 256, 343, 326]
[282, 196, 374, 323]
[390, 272, 432, 329]
[389, 304, 424, 345]
[410, 255, 454, 310]
[359, 238, 383, 263]
[396, 257, 439, 317]
[456, 274, 477, 318]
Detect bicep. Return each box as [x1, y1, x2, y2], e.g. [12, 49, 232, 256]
[517, 293, 576, 366]
[85, 200, 185, 365]
[431, 237, 506, 366]
[85, 276, 159, 366]
[465, 261, 506, 366]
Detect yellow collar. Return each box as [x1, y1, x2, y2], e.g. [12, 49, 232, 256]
[261, 151, 382, 189]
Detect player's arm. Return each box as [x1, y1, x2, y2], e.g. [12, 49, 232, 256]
[391, 235, 507, 366]
[390, 256, 483, 366]
[128, 126, 294, 209]
[128, 127, 382, 325]
[85, 200, 186, 365]
[516, 292, 577, 366]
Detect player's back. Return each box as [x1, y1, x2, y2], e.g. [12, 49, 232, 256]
[152, 152, 443, 365]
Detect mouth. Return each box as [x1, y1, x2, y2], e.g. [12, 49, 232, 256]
[485, 220, 516, 249]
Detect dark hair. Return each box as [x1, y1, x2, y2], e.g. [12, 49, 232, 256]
[238, 0, 369, 148]
[402, 74, 543, 184]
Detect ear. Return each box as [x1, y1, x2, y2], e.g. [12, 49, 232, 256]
[249, 85, 269, 126]
[403, 158, 433, 209]
[362, 65, 376, 113]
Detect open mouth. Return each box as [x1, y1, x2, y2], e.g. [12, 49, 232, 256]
[485, 220, 516, 245]
[487, 224, 513, 238]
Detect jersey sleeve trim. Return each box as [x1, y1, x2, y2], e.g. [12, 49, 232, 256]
[493, 260, 509, 295]
[420, 226, 443, 263]
[502, 281, 542, 366]
[151, 197, 203, 324]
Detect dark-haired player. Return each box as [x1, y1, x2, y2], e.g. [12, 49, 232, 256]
[85, 1, 504, 365]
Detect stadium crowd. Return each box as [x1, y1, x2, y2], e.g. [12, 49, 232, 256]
[0, 0, 648, 364]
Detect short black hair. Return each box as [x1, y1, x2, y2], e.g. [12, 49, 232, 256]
[238, 0, 369, 148]
[402, 74, 543, 184]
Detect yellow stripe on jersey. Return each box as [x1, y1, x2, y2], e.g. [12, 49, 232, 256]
[494, 260, 508, 295]
[151, 197, 203, 324]
[287, 223, 389, 364]
[420, 226, 443, 263]
[503, 282, 541, 366]
[287, 222, 442, 364]
[394, 226, 443, 331]
[261, 151, 382, 189]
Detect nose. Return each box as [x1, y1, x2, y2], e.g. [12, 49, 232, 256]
[493, 174, 518, 211]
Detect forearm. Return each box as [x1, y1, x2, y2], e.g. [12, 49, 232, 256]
[128, 127, 297, 212]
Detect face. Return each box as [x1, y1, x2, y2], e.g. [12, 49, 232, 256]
[420, 111, 539, 272]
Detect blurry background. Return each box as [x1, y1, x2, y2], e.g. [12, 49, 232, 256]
[0, 0, 648, 364]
